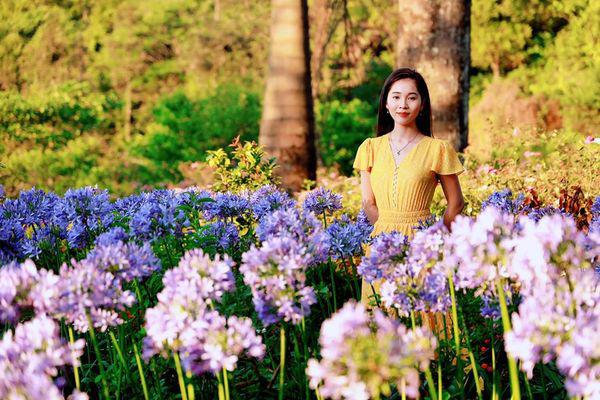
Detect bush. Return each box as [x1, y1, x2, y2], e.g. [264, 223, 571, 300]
[134, 83, 261, 184]
[316, 98, 376, 176]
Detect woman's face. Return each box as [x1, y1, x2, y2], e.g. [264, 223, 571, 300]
[385, 78, 424, 126]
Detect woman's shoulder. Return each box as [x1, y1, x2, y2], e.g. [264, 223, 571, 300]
[358, 135, 388, 149]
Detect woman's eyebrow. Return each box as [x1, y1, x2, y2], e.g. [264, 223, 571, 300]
[390, 91, 418, 95]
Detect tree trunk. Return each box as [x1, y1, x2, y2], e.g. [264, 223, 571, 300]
[395, 0, 470, 151]
[259, 0, 316, 191]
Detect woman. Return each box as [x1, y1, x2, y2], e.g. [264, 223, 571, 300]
[353, 68, 465, 307]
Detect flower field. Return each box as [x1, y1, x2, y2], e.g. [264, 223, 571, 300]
[1, 178, 598, 400]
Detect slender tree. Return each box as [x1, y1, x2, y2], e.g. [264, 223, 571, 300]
[259, 0, 316, 191]
[395, 0, 470, 150]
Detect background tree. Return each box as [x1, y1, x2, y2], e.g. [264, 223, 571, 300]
[395, 0, 470, 150]
[259, 0, 316, 191]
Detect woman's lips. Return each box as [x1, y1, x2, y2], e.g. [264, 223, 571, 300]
[397, 112, 410, 117]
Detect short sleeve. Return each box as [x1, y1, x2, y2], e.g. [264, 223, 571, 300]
[432, 140, 465, 175]
[353, 138, 374, 171]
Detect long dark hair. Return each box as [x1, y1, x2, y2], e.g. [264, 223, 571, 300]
[376, 68, 433, 137]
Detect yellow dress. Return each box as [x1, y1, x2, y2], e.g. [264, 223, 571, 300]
[353, 134, 465, 305]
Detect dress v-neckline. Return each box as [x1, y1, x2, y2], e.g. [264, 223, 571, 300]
[386, 134, 428, 169]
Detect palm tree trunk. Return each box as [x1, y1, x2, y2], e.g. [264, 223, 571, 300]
[259, 0, 316, 191]
[395, 0, 470, 151]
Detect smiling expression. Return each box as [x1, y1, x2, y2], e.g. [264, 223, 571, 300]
[386, 79, 424, 126]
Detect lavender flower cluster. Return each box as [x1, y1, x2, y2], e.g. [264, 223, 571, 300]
[143, 248, 265, 375]
[0, 259, 40, 323]
[256, 207, 330, 265]
[306, 301, 436, 400]
[503, 214, 600, 398]
[35, 258, 136, 333]
[0, 315, 88, 400]
[379, 222, 451, 315]
[302, 187, 343, 217]
[240, 236, 316, 325]
[326, 211, 372, 260]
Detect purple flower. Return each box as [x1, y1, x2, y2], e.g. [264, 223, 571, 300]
[379, 222, 451, 315]
[590, 196, 600, 234]
[0, 315, 87, 400]
[306, 300, 436, 400]
[162, 248, 236, 306]
[445, 207, 519, 298]
[33, 259, 135, 333]
[357, 231, 410, 283]
[181, 313, 266, 375]
[129, 190, 190, 241]
[240, 237, 316, 325]
[52, 187, 115, 250]
[143, 250, 263, 376]
[85, 240, 161, 283]
[481, 189, 528, 215]
[94, 227, 129, 246]
[0, 259, 39, 323]
[256, 207, 330, 265]
[206, 221, 240, 253]
[326, 214, 370, 260]
[203, 192, 250, 221]
[249, 185, 295, 219]
[302, 187, 342, 217]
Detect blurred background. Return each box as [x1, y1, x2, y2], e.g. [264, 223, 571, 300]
[0, 0, 597, 197]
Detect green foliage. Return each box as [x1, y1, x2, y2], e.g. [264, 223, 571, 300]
[0, 135, 130, 196]
[0, 82, 120, 152]
[206, 138, 279, 193]
[133, 84, 262, 184]
[316, 98, 375, 175]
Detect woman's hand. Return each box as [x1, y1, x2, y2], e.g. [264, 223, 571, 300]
[360, 170, 379, 224]
[438, 173, 464, 231]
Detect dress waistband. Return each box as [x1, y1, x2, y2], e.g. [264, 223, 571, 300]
[377, 209, 431, 224]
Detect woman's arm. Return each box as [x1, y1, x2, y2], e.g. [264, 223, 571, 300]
[438, 174, 464, 231]
[360, 170, 379, 224]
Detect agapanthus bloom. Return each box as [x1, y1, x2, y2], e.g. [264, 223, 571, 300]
[306, 301, 436, 400]
[357, 231, 410, 283]
[33, 259, 135, 333]
[0, 315, 88, 400]
[256, 207, 330, 264]
[161, 248, 236, 306]
[206, 221, 240, 253]
[0, 188, 60, 262]
[85, 240, 161, 283]
[129, 189, 190, 241]
[302, 187, 343, 217]
[481, 189, 528, 215]
[444, 207, 518, 298]
[590, 196, 600, 234]
[52, 187, 115, 250]
[0, 259, 39, 323]
[240, 237, 316, 325]
[94, 226, 129, 246]
[203, 192, 250, 221]
[249, 185, 295, 219]
[504, 214, 600, 395]
[143, 250, 264, 375]
[326, 214, 371, 259]
[379, 223, 451, 315]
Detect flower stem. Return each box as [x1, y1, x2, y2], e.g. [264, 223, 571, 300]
[85, 312, 110, 400]
[222, 367, 230, 400]
[495, 279, 521, 400]
[68, 326, 80, 391]
[172, 351, 189, 400]
[447, 275, 465, 399]
[217, 372, 226, 400]
[425, 366, 438, 400]
[279, 326, 286, 400]
[369, 283, 381, 308]
[109, 331, 127, 370]
[458, 304, 483, 400]
[133, 342, 150, 400]
[328, 260, 338, 311]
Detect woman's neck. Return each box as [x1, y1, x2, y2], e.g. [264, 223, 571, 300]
[389, 124, 422, 142]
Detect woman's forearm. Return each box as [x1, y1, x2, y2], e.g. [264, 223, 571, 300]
[443, 202, 464, 231]
[364, 203, 379, 225]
